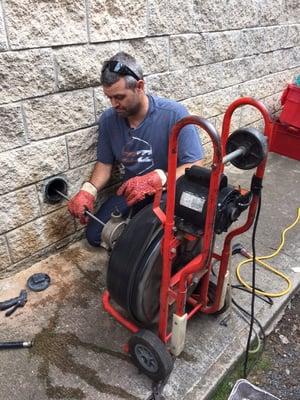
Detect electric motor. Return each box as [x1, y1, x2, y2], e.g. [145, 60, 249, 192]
[175, 166, 251, 235]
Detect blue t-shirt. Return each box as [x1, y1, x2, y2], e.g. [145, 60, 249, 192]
[97, 95, 204, 180]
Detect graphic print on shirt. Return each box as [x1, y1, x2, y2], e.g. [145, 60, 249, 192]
[120, 136, 154, 176]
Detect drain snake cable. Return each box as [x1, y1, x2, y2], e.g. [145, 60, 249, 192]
[230, 206, 300, 375]
[236, 207, 300, 298]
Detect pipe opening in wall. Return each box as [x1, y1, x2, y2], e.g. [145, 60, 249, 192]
[44, 176, 68, 204]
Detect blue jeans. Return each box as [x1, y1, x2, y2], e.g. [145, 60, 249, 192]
[86, 195, 154, 247]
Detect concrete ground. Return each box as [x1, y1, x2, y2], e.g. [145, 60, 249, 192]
[0, 153, 299, 400]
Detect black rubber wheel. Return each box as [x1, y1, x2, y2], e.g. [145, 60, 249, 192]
[128, 329, 174, 382]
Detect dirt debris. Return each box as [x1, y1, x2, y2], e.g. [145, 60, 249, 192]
[247, 290, 300, 400]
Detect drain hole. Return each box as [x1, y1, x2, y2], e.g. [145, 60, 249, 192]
[44, 176, 68, 204]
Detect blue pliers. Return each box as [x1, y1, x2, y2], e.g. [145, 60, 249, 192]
[0, 290, 27, 317]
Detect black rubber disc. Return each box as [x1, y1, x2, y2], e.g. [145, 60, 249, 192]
[226, 127, 267, 170]
[27, 273, 51, 292]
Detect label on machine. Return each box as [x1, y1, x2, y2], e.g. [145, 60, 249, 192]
[180, 191, 205, 212]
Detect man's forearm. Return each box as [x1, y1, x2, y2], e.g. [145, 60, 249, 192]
[175, 159, 204, 179]
[89, 161, 112, 192]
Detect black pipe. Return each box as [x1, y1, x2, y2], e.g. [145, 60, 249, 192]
[44, 176, 68, 204]
[0, 341, 32, 350]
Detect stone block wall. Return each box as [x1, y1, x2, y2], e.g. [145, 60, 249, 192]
[0, 0, 299, 277]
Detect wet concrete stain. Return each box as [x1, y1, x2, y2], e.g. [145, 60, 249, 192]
[45, 209, 75, 242]
[26, 247, 105, 313]
[31, 281, 92, 310]
[178, 351, 197, 363]
[28, 246, 139, 399]
[59, 247, 106, 290]
[31, 311, 138, 400]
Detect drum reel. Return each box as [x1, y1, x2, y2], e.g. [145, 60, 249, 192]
[107, 204, 164, 326]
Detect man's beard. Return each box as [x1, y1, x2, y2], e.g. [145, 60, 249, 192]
[117, 100, 142, 118]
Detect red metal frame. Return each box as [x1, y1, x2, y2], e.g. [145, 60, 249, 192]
[102, 97, 272, 345]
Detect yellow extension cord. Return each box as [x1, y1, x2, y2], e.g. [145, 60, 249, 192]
[236, 207, 300, 298]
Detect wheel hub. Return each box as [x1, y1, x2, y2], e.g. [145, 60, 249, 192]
[135, 344, 159, 373]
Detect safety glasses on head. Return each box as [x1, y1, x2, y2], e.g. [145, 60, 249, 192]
[103, 61, 140, 81]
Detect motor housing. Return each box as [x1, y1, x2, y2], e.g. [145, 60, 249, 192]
[175, 166, 251, 235]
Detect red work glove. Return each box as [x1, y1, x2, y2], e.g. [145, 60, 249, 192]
[68, 182, 97, 224]
[117, 169, 166, 206]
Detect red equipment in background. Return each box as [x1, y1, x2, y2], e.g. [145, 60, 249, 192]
[270, 122, 300, 161]
[270, 83, 300, 161]
[102, 97, 272, 382]
[279, 84, 300, 128]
